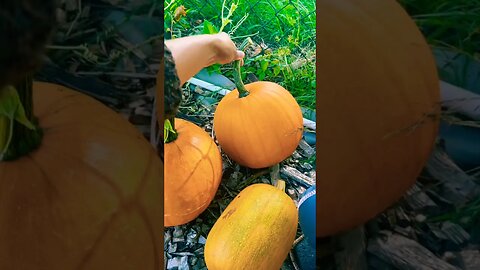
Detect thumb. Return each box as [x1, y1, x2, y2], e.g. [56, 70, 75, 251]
[236, 50, 245, 60]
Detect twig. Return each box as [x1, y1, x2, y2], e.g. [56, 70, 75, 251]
[383, 105, 441, 140]
[466, 166, 480, 175]
[241, 169, 270, 188]
[281, 166, 315, 187]
[289, 251, 301, 270]
[66, 0, 82, 38]
[164, 0, 175, 10]
[148, 1, 157, 17]
[222, 185, 236, 198]
[230, 32, 260, 40]
[293, 234, 305, 247]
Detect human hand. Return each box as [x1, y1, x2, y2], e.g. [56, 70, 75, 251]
[209, 32, 245, 65]
[164, 32, 246, 85]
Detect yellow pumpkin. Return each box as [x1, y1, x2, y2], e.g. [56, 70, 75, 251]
[0, 82, 162, 269]
[317, 0, 440, 236]
[204, 180, 298, 270]
[164, 118, 223, 226]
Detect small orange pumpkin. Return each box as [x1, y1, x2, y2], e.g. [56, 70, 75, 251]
[317, 0, 440, 236]
[164, 118, 223, 226]
[204, 180, 298, 270]
[213, 62, 303, 169]
[0, 82, 162, 269]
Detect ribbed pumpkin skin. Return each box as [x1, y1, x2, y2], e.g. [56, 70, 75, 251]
[213, 81, 303, 169]
[0, 82, 162, 269]
[164, 118, 222, 226]
[204, 183, 298, 270]
[317, 0, 440, 236]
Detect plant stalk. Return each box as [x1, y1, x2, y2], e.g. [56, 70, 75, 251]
[233, 37, 254, 98]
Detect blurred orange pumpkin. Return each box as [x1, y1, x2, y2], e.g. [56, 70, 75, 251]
[164, 118, 223, 226]
[0, 82, 162, 269]
[317, 0, 440, 236]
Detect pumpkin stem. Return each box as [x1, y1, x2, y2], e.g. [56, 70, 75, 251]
[0, 75, 43, 161]
[233, 38, 254, 98]
[275, 179, 286, 192]
[164, 118, 178, 144]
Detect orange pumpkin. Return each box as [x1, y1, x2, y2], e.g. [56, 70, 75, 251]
[0, 82, 162, 269]
[213, 61, 303, 169]
[164, 118, 223, 226]
[204, 180, 298, 270]
[317, 0, 440, 236]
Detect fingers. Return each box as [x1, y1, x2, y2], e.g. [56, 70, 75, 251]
[213, 32, 245, 65]
[236, 50, 245, 60]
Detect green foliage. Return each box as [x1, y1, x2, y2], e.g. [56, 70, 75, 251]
[164, 0, 316, 110]
[428, 196, 480, 230]
[399, 0, 480, 60]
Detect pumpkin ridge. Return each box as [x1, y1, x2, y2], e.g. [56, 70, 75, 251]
[170, 150, 205, 191]
[135, 205, 160, 269]
[25, 155, 60, 202]
[166, 141, 217, 216]
[217, 109, 241, 164]
[201, 140, 219, 192]
[239, 101, 262, 165]
[259, 91, 290, 159]
[170, 137, 216, 192]
[133, 150, 154, 200]
[205, 142, 221, 188]
[35, 145, 125, 202]
[75, 209, 121, 270]
[248, 93, 271, 163]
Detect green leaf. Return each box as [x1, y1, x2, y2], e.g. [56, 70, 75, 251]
[260, 60, 269, 72]
[273, 66, 281, 76]
[203, 19, 218, 34]
[258, 71, 266, 81]
[0, 86, 35, 130]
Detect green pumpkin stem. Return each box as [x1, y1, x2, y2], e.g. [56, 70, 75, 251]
[0, 75, 43, 161]
[233, 38, 254, 98]
[164, 118, 178, 144]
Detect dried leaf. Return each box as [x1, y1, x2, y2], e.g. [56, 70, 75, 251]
[174, 5, 187, 21]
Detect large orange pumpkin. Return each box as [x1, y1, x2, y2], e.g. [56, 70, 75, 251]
[164, 118, 223, 226]
[317, 0, 440, 236]
[213, 62, 303, 169]
[204, 180, 298, 270]
[0, 82, 162, 269]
